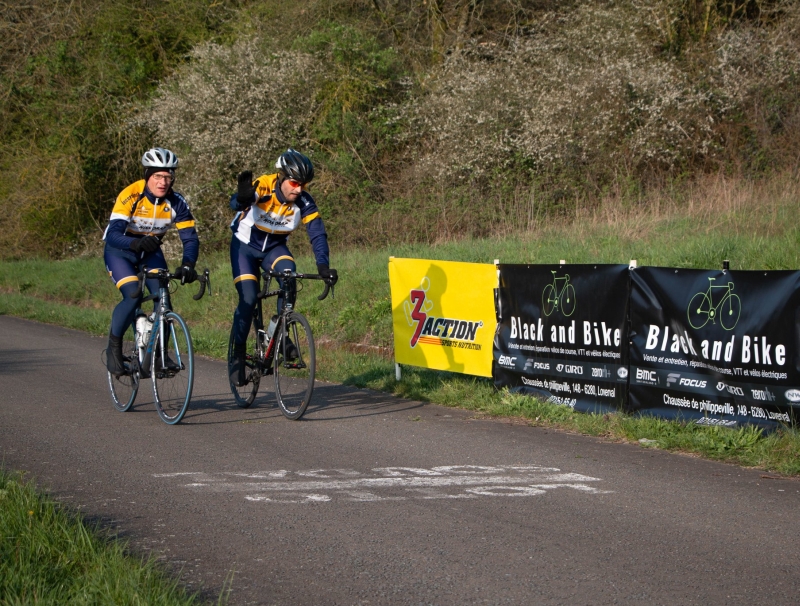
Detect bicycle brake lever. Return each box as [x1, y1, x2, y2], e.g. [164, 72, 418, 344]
[130, 269, 146, 299]
[192, 269, 211, 301]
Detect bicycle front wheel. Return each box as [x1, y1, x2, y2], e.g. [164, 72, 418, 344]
[274, 312, 315, 420]
[152, 311, 194, 425]
[108, 326, 139, 412]
[720, 294, 741, 330]
[561, 284, 576, 317]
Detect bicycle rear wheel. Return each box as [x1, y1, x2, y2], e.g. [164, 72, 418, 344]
[542, 284, 556, 316]
[108, 326, 139, 412]
[274, 311, 315, 420]
[152, 311, 194, 425]
[687, 292, 710, 329]
[228, 323, 261, 408]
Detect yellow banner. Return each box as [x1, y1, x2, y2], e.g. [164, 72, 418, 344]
[389, 257, 497, 377]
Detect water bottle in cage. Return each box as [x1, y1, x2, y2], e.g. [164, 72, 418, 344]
[257, 329, 268, 361]
[267, 315, 278, 340]
[135, 314, 153, 361]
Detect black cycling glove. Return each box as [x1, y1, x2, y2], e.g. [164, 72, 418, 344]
[173, 262, 198, 284]
[236, 171, 259, 207]
[130, 235, 160, 254]
[317, 264, 338, 286]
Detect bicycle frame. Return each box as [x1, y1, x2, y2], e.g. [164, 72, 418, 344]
[256, 271, 302, 368]
[107, 267, 210, 424]
[228, 268, 332, 416]
[551, 274, 569, 301]
[137, 279, 171, 372]
[698, 279, 734, 313]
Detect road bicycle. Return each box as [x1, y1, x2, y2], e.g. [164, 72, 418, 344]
[107, 267, 211, 424]
[228, 268, 333, 420]
[687, 277, 741, 330]
[542, 271, 576, 317]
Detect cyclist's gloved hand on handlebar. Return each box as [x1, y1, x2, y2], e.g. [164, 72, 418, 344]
[130, 235, 160, 254]
[317, 264, 338, 286]
[236, 170, 259, 207]
[173, 263, 198, 285]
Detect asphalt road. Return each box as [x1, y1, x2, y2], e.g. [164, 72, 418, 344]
[1, 315, 798, 605]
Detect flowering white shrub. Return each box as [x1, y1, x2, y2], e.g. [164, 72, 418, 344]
[712, 3, 800, 103]
[126, 1, 800, 246]
[396, 4, 727, 182]
[132, 39, 325, 239]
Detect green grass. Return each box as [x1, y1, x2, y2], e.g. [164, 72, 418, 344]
[1, 190, 799, 480]
[0, 469, 213, 605]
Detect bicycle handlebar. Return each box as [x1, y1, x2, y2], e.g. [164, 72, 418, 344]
[257, 268, 335, 302]
[129, 267, 212, 301]
[193, 269, 212, 300]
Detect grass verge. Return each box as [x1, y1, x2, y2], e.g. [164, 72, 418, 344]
[1, 173, 799, 478]
[0, 469, 215, 605]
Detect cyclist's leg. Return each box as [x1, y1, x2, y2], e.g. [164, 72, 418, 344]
[263, 244, 295, 315]
[230, 237, 263, 385]
[106, 249, 167, 331]
[140, 252, 176, 368]
[105, 247, 142, 375]
[264, 245, 297, 358]
[143, 250, 168, 301]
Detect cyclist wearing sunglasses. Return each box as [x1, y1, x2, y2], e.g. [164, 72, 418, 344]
[103, 147, 200, 376]
[228, 148, 338, 386]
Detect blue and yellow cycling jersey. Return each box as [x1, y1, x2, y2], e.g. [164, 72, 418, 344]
[230, 173, 329, 266]
[103, 180, 199, 265]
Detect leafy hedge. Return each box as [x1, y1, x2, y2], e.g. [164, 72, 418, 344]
[1, 0, 798, 258]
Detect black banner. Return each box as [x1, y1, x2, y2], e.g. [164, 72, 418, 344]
[493, 264, 630, 414]
[629, 267, 800, 429]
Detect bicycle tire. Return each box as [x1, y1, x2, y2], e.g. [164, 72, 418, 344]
[152, 311, 194, 425]
[542, 284, 556, 316]
[687, 292, 710, 330]
[274, 311, 315, 420]
[108, 326, 139, 412]
[720, 293, 741, 331]
[228, 323, 261, 408]
[561, 283, 576, 317]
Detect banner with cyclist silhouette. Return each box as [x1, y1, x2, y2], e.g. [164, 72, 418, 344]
[389, 257, 498, 377]
[629, 267, 800, 429]
[493, 264, 630, 414]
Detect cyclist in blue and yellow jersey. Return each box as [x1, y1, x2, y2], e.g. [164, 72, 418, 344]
[228, 148, 338, 386]
[103, 147, 200, 376]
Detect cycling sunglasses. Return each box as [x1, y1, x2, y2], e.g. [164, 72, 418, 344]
[285, 179, 306, 189]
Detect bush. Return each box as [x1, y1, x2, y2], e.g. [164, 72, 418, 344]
[1, 0, 798, 257]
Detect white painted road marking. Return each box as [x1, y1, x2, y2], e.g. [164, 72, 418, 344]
[154, 465, 612, 503]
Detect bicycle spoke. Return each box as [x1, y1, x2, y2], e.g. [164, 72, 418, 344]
[274, 312, 315, 420]
[720, 293, 741, 330]
[108, 326, 139, 412]
[228, 322, 261, 408]
[687, 292, 710, 330]
[152, 312, 193, 424]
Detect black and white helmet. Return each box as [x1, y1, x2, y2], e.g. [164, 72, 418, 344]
[275, 148, 314, 184]
[142, 147, 179, 169]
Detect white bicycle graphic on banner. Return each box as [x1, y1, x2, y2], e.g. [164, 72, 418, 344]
[542, 271, 576, 317]
[687, 277, 741, 330]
